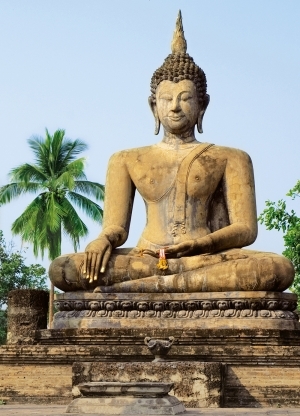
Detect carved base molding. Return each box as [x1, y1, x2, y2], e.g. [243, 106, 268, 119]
[53, 291, 299, 330]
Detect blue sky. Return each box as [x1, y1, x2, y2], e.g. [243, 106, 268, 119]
[0, 0, 299, 272]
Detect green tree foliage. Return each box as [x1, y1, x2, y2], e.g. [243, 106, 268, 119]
[258, 181, 300, 299]
[0, 129, 104, 260]
[0, 230, 47, 344]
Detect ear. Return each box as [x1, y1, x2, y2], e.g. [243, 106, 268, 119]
[197, 94, 210, 134]
[148, 96, 160, 135]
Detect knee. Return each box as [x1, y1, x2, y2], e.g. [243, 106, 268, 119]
[256, 254, 294, 291]
[270, 254, 295, 291]
[236, 252, 295, 292]
[49, 254, 84, 292]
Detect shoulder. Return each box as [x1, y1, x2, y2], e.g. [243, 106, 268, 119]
[210, 144, 251, 158]
[108, 145, 155, 163]
[210, 145, 253, 164]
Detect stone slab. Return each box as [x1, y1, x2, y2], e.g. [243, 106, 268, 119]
[55, 291, 298, 301]
[66, 396, 185, 415]
[77, 381, 175, 397]
[53, 291, 299, 331]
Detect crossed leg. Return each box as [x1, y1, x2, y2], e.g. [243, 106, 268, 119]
[49, 248, 294, 293]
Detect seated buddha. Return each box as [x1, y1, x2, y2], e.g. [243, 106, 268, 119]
[49, 12, 294, 294]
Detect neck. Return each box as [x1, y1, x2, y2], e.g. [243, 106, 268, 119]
[162, 129, 197, 147]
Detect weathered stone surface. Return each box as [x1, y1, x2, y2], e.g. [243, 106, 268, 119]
[71, 362, 223, 408]
[49, 13, 294, 295]
[66, 381, 185, 414]
[52, 291, 300, 330]
[7, 289, 49, 344]
[77, 381, 175, 397]
[2, 326, 300, 364]
[66, 396, 185, 415]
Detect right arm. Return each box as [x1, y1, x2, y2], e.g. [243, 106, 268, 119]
[83, 151, 136, 282]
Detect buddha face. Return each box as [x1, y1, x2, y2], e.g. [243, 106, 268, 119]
[154, 80, 201, 134]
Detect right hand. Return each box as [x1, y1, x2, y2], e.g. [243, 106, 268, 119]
[83, 236, 112, 283]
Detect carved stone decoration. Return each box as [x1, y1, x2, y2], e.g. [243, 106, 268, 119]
[144, 336, 175, 361]
[53, 294, 298, 317]
[52, 291, 300, 330]
[54, 308, 298, 321]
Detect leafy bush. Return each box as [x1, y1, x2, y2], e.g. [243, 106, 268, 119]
[259, 181, 300, 306]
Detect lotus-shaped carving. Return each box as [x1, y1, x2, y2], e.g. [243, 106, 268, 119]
[144, 336, 175, 362]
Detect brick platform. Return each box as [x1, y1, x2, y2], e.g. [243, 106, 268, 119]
[1, 326, 300, 407]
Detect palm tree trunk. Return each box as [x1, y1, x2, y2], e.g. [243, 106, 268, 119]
[49, 282, 54, 328]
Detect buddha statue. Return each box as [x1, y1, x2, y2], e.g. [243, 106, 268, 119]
[49, 12, 294, 294]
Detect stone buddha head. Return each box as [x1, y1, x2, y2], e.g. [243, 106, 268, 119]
[149, 11, 209, 136]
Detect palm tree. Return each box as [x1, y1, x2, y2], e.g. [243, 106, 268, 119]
[0, 129, 105, 325]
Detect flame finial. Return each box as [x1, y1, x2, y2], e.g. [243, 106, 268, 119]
[171, 10, 187, 54]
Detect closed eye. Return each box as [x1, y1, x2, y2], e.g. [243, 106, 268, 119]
[159, 94, 172, 101]
[181, 94, 192, 101]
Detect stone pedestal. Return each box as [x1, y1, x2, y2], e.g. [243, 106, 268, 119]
[66, 382, 185, 415]
[53, 291, 299, 331]
[71, 361, 223, 408]
[1, 290, 300, 407]
[7, 289, 49, 344]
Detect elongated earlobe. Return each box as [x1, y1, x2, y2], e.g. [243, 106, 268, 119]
[154, 118, 161, 135]
[197, 94, 210, 134]
[197, 114, 203, 134]
[148, 96, 160, 135]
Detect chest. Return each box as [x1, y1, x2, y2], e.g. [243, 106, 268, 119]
[128, 153, 226, 202]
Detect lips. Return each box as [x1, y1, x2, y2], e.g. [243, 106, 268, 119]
[168, 116, 184, 121]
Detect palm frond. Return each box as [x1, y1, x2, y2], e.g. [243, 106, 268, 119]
[60, 198, 88, 251]
[9, 163, 48, 184]
[67, 191, 103, 223]
[63, 158, 87, 178]
[60, 138, 88, 161]
[56, 158, 87, 184]
[28, 135, 51, 173]
[0, 182, 43, 204]
[32, 201, 48, 258]
[11, 195, 46, 244]
[73, 181, 105, 201]
[54, 172, 75, 191]
[45, 193, 66, 233]
[11, 193, 64, 259]
[51, 130, 87, 172]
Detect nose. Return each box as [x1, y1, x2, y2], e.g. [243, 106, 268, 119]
[170, 96, 181, 112]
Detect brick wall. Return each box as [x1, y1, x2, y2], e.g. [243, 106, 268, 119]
[0, 364, 72, 404]
[225, 366, 300, 407]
